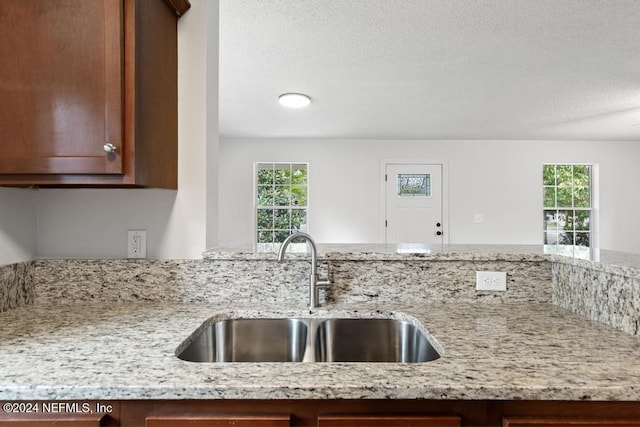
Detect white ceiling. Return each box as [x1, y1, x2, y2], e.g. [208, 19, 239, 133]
[219, 0, 640, 141]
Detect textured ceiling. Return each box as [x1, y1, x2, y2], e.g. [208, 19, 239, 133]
[219, 0, 640, 140]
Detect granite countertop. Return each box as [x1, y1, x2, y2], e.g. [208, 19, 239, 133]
[204, 243, 640, 273]
[203, 244, 549, 261]
[1, 300, 639, 401]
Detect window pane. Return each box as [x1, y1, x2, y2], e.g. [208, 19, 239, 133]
[544, 210, 560, 244]
[257, 230, 274, 244]
[257, 168, 274, 185]
[274, 168, 289, 185]
[544, 210, 559, 230]
[559, 231, 574, 246]
[574, 187, 590, 208]
[574, 210, 590, 231]
[544, 229, 559, 245]
[273, 186, 291, 206]
[573, 165, 590, 186]
[274, 208, 290, 229]
[397, 174, 430, 197]
[556, 165, 573, 186]
[257, 209, 273, 229]
[543, 187, 556, 207]
[274, 230, 292, 243]
[291, 185, 307, 206]
[557, 187, 572, 207]
[291, 168, 307, 185]
[291, 209, 307, 231]
[564, 210, 579, 231]
[257, 186, 273, 206]
[543, 164, 556, 185]
[575, 232, 590, 247]
[557, 210, 572, 229]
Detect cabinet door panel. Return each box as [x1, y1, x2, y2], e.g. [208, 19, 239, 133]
[503, 417, 640, 427]
[0, 0, 123, 175]
[0, 413, 106, 426]
[145, 413, 291, 427]
[317, 414, 461, 427]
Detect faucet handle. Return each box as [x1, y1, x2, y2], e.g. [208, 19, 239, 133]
[316, 279, 332, 287]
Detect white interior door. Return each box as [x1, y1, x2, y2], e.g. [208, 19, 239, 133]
[385, 163, 443, 244]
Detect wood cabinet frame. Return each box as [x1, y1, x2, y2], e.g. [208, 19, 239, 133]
[0, 0, 189, 188]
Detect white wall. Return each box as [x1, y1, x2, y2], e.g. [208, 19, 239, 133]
[0, 188, 37, 265]
[219, 139, 640, 253]
[36, 0, 218, 259]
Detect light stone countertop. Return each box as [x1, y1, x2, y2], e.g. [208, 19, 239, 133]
[204, 244, 640, 273]
[203, 244, 549, 261]
[1, 300, 639, 401]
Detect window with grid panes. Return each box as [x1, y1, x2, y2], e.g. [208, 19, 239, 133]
[255, 163, 308, 252]
[543, 164, 592, 259]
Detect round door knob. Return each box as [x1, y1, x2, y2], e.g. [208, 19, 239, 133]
[103, 143, 117, 153]
[436, 231, 442, 236]
[436, 222, 441, 227]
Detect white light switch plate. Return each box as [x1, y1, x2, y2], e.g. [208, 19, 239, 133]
[476, 271, 507, 291]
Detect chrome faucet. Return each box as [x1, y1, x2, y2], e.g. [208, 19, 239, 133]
[277, 232, 332, 310]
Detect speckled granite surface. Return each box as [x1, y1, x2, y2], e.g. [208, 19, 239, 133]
[1, 301, 639, 401]
[0, 261, 34, 312]
[204, 244, 548, 261]
[1, 245, 639, 401]
[34, 259, 313, 305]
[328, 259, 550, 304]
[34, 252, 551, 305]
[552, 254, 640, 336]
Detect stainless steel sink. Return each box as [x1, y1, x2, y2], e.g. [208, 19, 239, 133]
[177, 318, 308, 362]
[177, 316, 440, 363]
[314, 318, 440, 363]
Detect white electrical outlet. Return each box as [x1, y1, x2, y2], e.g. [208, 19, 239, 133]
[127, 230, 147, 259]
[476, 271, 507, 291]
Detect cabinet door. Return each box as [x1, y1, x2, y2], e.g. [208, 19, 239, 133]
[0, 0, 123, 175]
[503, 417, 640, 427]
[317, 414, 461, 427]
[0, 413, 106, 426]
[145, 413, 291, 427]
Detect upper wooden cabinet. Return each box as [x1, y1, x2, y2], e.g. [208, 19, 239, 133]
[0, 0, 190, 188]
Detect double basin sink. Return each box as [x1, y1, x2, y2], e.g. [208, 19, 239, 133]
[177, 317, 441, 363]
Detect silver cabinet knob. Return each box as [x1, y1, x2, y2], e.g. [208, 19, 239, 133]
[103, 143, 117, 153]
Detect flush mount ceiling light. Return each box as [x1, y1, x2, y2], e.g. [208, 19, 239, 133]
[278, 93, 311, 108]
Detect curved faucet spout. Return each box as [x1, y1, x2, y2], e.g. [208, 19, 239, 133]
[277, 232, 331, 310]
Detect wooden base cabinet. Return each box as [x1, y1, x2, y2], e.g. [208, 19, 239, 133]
[2, 400, 640, 427]
[0, 0, 190, 188]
